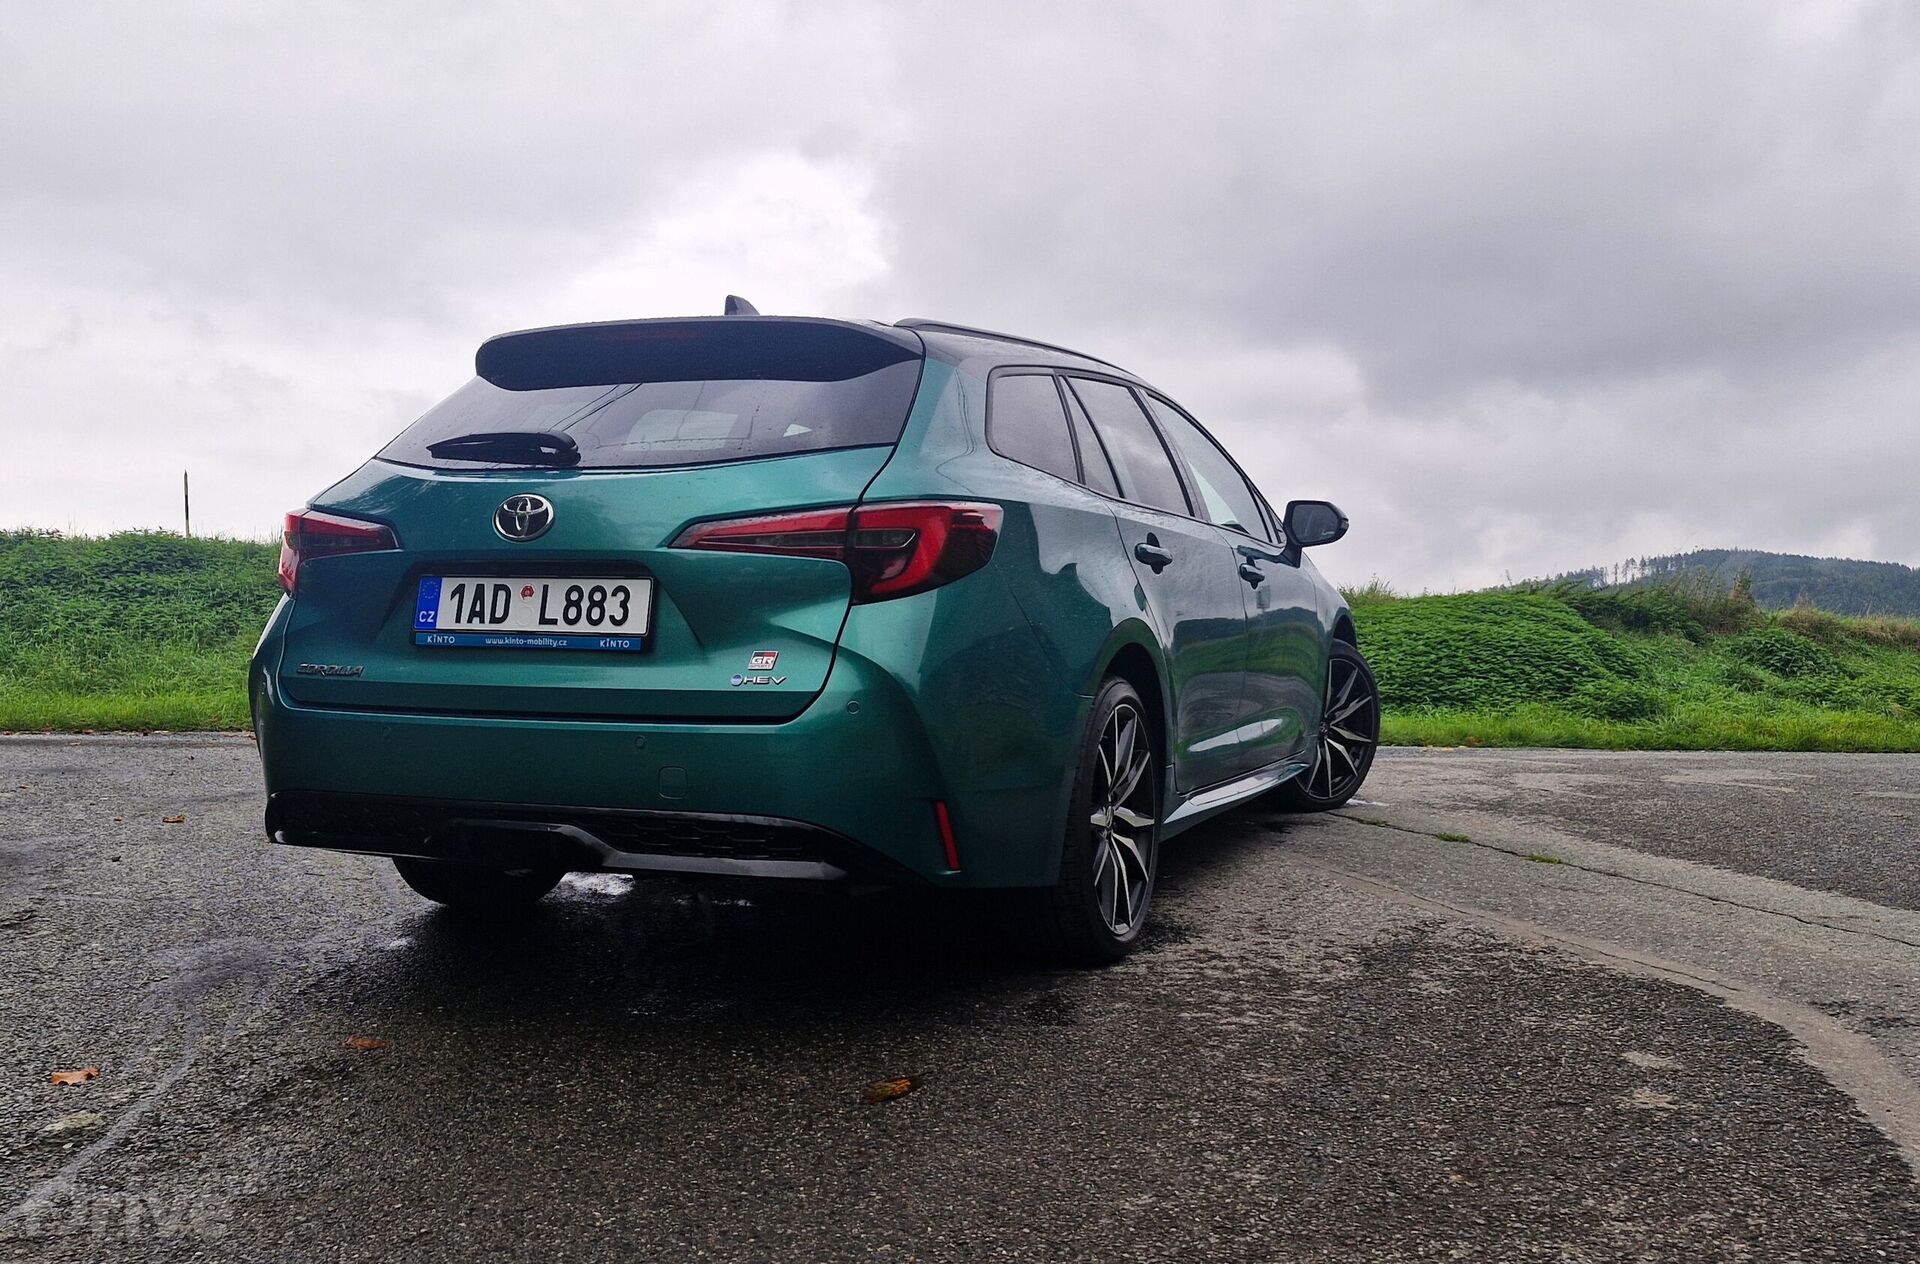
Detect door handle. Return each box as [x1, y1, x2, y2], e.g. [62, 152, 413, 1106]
[1238, 561, 1265, 587]
[1134, 538, 1174, 572]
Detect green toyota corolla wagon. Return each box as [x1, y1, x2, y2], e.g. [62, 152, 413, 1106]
[251, 302, 1379, 961]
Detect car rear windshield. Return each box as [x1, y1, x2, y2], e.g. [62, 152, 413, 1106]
[378, 321, 925, 471]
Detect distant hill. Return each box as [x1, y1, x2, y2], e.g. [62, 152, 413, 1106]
[1543, 549, 1920, 617]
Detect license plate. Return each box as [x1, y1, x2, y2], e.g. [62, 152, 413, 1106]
[413, 576, 653, 652]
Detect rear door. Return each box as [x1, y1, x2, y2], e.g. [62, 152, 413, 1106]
[1064, 376, 1251, 793]
[1143, 393, 1321, 772]
[275, 318, 923, 722]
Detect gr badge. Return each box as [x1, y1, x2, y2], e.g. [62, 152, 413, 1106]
[749, 650, 779, 670]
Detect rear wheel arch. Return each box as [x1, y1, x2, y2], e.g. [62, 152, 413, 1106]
[1099, 638, 1169, 794]
[1332, 612, 1358, 646]
[1024, 673, 1163, 964]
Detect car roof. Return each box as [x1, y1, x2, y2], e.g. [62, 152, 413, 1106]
[891, 318, 1152, 387]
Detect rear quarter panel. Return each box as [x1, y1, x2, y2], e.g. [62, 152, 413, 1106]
[854, 362, 1166, 885]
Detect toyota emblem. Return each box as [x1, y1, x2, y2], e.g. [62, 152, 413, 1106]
[494, 494, 555, 542]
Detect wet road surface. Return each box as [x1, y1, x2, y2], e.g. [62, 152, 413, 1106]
[3, 737, 1919, 1261]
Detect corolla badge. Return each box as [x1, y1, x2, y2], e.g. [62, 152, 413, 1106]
[494, 494, 555, 542]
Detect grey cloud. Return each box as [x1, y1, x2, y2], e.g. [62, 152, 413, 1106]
[2, 1, 1917, 590]
[858, 3, 1920, 394]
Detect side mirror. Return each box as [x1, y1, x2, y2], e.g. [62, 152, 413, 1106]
[1282, 500, 1348, 557]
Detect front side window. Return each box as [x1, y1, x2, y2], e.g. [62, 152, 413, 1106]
[1144, 396, 1270, 540]
[987, 373, 1079, 483]
[1066, 378, 1189, 516]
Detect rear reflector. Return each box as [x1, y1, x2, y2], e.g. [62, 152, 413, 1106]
[671, 501, 1002, 603]
[279, 509, 398, 594]
[932, 800, 960, 871]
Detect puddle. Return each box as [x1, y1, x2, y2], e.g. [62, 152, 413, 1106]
[558, 873, 635, 899]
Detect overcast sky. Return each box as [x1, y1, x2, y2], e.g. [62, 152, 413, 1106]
[3, 1, 1917, 590]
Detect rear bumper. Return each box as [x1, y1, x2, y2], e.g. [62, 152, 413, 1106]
[267, 790, 909, 883]
[250, 600, 1082, 887]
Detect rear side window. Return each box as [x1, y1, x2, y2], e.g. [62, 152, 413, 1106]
[987, 373, 1079, 483]
[380, 320, 923, 471]
[1144, 396, 1270, 540]
[1066, 378, 1190, 516]
[1060, 383, 1121, 497]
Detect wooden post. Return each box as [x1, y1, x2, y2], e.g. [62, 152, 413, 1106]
[183, 470, 192, 538]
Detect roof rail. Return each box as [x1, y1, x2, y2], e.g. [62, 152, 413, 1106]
[893, 318, 1125, 372]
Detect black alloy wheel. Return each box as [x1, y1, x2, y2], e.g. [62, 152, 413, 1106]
[1272, 640, 1380, 812]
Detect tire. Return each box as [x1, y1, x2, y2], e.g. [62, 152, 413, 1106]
[392, 857, 565, 917]
[1025, 677, 1162, 965]
[1270, 639, 1380, 812]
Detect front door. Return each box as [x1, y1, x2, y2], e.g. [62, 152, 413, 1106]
[1138, 391, 1321, 774]
[1230, 534, 1325, 770]
[1064, 377, 1252, 792]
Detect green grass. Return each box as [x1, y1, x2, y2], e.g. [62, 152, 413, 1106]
[5, 529, 1920, 751]
[0, 530, 278, 731]
[1353, 580, 1920, 752]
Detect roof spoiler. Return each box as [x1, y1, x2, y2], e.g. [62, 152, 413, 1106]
[475, 317, 921, 391]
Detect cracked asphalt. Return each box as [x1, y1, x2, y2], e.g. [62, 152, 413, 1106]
[3, 737, 1920, 1261]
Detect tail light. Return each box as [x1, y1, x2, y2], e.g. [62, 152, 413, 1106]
[671, 501, 1002, 603]
[278, 509, 398, 594]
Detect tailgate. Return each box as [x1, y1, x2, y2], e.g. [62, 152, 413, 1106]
[276, 448, 891, 721]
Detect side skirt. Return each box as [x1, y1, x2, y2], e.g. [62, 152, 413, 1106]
[1160, 757, 1312, 838]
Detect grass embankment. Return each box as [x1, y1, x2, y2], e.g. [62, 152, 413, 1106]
[1350, 580, 1920, 752]
[0, 530, 277, 731]
[4, 529, 1919, 751]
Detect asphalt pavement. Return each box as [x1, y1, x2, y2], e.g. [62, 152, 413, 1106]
[3, 736, 1919, 1261]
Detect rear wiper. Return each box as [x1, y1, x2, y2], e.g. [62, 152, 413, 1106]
[426, 430, 581, 467]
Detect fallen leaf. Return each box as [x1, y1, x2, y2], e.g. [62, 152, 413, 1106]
[862, 1076, 917, 1104]
[161, 814, 186, 824]
[343, 1035, 388, 1052]
[50, 1068, 100, 1086]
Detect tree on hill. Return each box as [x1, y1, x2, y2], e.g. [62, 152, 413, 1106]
[1537, 548, 1920, 617]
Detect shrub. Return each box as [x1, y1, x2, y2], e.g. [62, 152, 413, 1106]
[1565, 678, 1669, 722]
[1356, 591, 1646, 711]
[1710, 659, 1774, 694]
[1722, 627, 1841, 680]
[1551, 574, 1762, 642]
[1777, 603, 1920, 651]
[1780, 676, 1871, 709]
[1340, 578, 1399, 608]
[0, 531, 281, 701]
